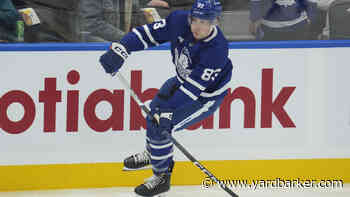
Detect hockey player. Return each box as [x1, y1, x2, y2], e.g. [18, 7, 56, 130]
[249, 0, 317, 40]
[99, 0, 233, 196]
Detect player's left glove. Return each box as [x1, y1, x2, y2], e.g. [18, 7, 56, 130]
[99, 42, 129, 74]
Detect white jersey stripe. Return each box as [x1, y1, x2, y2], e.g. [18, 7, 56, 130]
[172, 100, 216, 131]
[150, 152, 173, 160]
[146, 137, 171, 145]
[186, 77, 206, 91]
[148, 142, 173, 149]
[262, 11, 308, 28]
[200, 83, 230, 97]
[179, 85, 198, 100]
[132, 28, 148, 49]
[143, 25, 159, 46]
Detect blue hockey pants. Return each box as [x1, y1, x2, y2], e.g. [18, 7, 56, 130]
[145, 77, 226, 175]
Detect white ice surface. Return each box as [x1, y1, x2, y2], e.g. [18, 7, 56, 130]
[0, 184, 349, 197]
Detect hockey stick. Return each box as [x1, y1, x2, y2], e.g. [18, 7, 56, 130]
[114, 72, 239, 197]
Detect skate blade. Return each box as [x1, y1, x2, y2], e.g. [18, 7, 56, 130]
[135, 192, 167, 197]
[122, 165, 152, 171]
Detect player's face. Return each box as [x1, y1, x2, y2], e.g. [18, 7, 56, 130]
[190, 17, 213, 40]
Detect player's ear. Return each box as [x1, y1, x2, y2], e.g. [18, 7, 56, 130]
[212, 18, 220, 26]
[215, 15, 222, 25]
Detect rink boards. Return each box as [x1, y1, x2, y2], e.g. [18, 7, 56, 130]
[0, 41, 350, 190]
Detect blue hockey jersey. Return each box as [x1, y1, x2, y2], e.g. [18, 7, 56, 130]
[250, 0, 317, 29]
[120, 10, 233, 108]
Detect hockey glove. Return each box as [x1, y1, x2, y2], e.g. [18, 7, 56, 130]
[154, 108, 173, 137]
[99, 42, 129, 74]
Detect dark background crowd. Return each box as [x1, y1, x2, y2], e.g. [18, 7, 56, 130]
[0, 0, 349, 43]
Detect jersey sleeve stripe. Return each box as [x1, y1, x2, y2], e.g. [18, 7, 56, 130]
[200, 83, 230, 97]
[132, 28, 148, 49]
[143, 25, 160, 46]
[179, 85, 198, 100]
[186, 77, 206, 91]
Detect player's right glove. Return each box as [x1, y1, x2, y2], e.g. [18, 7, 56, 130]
[147, 108, 174, 141]
[154, 108, 174, 137]
[99, 42, 129, 74]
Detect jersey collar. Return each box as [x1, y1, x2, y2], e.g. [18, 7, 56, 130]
[203, 26, 218, 43]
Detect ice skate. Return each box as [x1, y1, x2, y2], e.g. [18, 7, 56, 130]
[123, 151, 151, 170]
[134, 173, 171, 197]
[134, 161, 174, 197]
